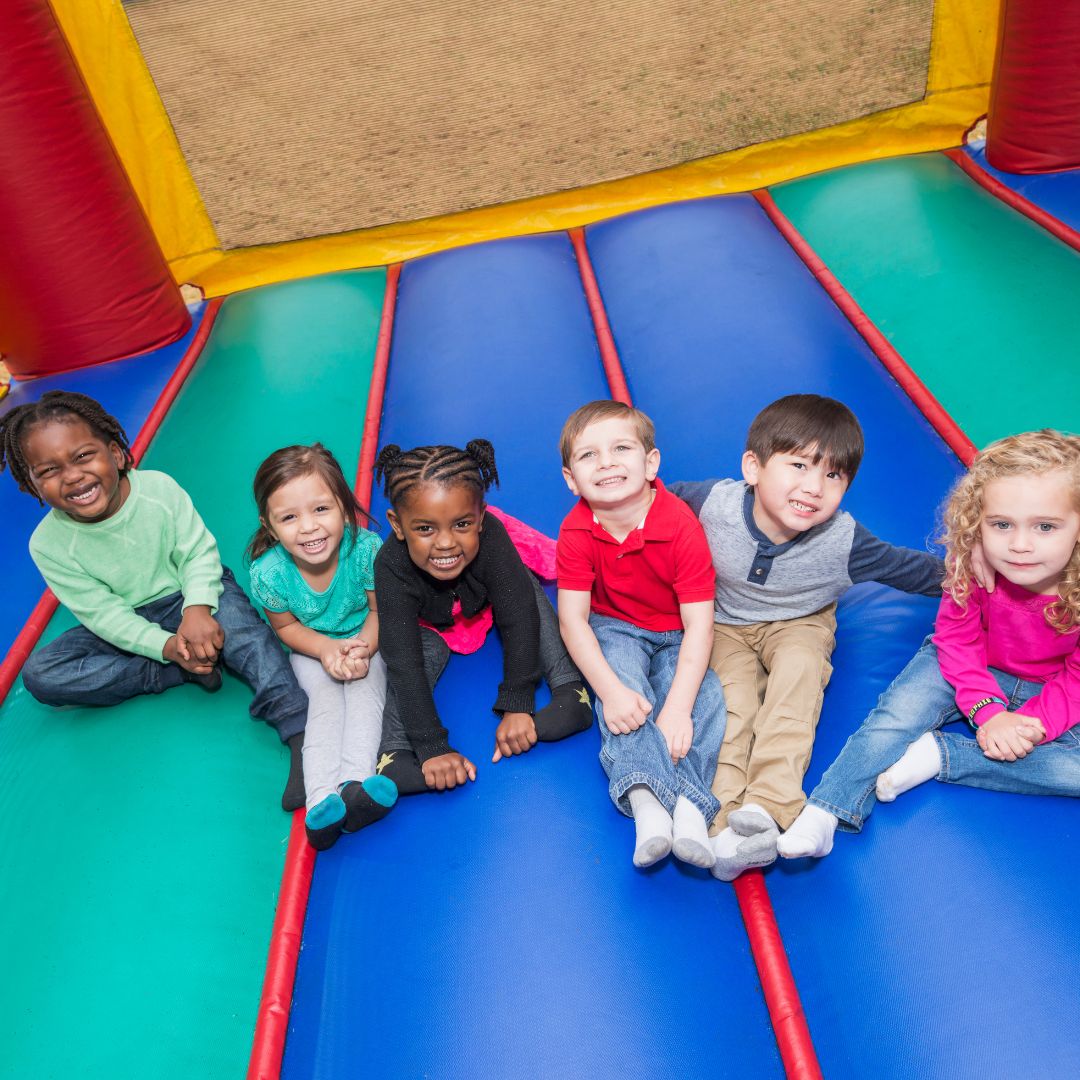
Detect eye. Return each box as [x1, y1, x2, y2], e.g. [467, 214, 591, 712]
[415, 525, 434, 535]
[454, 518, 474, 529]
[279, 513, 295, 523]
[791, 461, 806, 470]
[577, 450, 595, 461]
[315, 504, 332, 513]
[989, 521, 1010, 530]
[1037, 523, 1057, 533]
[827, 470, 842, 480]
[615, 444, 631, 452]
[76, 450, 95, 461]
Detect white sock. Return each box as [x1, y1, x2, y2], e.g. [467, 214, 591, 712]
[710, 827, 777, 882]
[876, 732, 941, 802]
[728, 802, 778, 838]
[671, 796, 715, 868]
[627, 785, 673, 868]
[776, 804, 837, 859]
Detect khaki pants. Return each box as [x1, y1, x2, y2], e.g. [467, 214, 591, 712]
[708, 604, 837, 832]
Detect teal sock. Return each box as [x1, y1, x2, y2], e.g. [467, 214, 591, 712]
[342, 775, 398, 833]
[306, 793, 346, 830]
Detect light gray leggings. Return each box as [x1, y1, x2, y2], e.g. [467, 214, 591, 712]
[290, 651, 387, 812]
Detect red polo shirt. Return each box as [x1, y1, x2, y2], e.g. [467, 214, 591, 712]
[556, 479, 716, 632]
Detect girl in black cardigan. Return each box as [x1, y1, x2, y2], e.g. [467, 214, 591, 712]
[373, 439, 592, 793]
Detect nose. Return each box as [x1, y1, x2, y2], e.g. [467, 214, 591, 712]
[1008, 528, 1034, 553]
[801, 467, 824, 497]
[433, 528, 455, 550]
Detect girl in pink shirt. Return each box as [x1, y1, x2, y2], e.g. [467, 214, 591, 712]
[779, 430, 1080, 860]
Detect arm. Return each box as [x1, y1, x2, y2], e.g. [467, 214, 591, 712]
[655, 600, 714, 762]
[1004, 646, 1080, 745]
[557, 588, 651, 733]
[848, 523, 945, 597]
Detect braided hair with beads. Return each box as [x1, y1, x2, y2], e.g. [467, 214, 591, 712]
[0, 391, 133, 503]
[373, 439, 499, 509]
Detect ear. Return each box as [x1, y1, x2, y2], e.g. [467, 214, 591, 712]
[477, 504, 486, 531]
[562, 466, 581, 497]
[741, 451, 761, 486]
[386, 508, 405, 541]
[644, 447, 661, 483]
[108, 440, 126, 472]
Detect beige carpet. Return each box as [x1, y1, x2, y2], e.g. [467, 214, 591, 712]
[124, 0, 934, 249]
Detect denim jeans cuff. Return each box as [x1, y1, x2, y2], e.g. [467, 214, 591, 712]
[931, 730, 952, 781]
[610, 771, 678, 818]
[807, 795, 863, 833]
[274, 710, 308, 743]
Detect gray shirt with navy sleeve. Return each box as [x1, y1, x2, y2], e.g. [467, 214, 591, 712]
[667, 478, 944, 625]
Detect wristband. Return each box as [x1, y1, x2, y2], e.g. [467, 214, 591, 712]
[966, 696, 1007, 727]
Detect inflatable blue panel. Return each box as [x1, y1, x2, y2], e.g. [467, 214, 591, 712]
[586, 195, 1080, 1078]
[283, 235, 783, 1079]
[964, 140, 1080, 234]
[0, 303, 206, 658]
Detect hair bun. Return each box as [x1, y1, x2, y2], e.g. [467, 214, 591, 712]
[465, 439, 499, 490]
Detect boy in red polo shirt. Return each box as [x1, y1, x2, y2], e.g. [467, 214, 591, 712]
[556, 400, 727, 870]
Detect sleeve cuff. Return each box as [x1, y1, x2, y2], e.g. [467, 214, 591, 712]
[137, 627, 174, 664]
[969, 701, 1007, 729]
[413, 733, 453, 764]
[182, 587, 222, 614]
[493, 687, 537, 716]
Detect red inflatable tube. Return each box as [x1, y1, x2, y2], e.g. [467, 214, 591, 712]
[0, 0, 190, 378]
[987, 0, 1080, 173]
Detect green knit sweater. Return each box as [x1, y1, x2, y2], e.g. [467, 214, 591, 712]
[29, 469, 223, 661]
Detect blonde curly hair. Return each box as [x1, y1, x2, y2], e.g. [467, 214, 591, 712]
[941, 430, 1080, 632]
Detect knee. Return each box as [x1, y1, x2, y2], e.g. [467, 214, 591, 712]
[20, 652, 61, 705]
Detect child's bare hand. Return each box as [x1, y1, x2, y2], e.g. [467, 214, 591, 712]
[978, 710, 1040, 761]
[602, 685, 651, 734]
[163, 634, 215, 675]
[178, 606, 224, 663]
[492, 711, 538, 762]
[656, 706, 693, 763]
[422, 752, 477, 791]
[969, 539, 996, 594]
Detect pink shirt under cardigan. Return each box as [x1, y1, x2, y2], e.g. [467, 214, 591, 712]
[933, 577, 1080, 741]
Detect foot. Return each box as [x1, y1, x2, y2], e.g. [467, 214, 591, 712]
[728, 802, 779, 839]
[181, 666, 222, 692]
[304, 793, 346, 851]
[671, 796, 715, 868]
[777, 804, 837, 859]
[342, 775, 398, 832]
[282, 733, 306, 812]
[876, 732, 940, 802]
[710, 827, 777, 882]
[627, 785, 673, 868]
[533, 682, 593, 741]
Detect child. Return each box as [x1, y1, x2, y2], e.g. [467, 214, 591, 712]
[780, 429, 1080, 859]
[372, 439, 592, 794]
[668, 394, 945, 880]
[0, 391, 308, 809]
[557, 400, 726, 870]
[247, 444, 398, 849]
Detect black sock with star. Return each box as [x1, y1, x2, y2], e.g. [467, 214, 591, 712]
[533, 682, 593, 742]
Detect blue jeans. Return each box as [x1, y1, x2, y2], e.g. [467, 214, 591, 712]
[21, 568, 307, 742]
[810, 636, 1080, 831]
[590, 614, 726, 822]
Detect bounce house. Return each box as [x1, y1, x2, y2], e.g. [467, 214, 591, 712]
[2, 1, 1079, 1077]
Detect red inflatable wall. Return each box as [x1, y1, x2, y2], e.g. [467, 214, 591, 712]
[987, 0, 1080, 173]
[0, 0, 190, 379]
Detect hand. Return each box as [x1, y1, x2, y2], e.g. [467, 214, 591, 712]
[178, 606, 224, 664]
[969, 539, 996, 594]
[600, 683, 652, 735]
[422, 752, 477, 791]
[977, 710, 1044, 761]
[163, 634, 216, 676]
[656, 705, 693, 763]
[338, 638, 372, 681]
[492, 711, 538, 762]
[320, 641, 361, 681]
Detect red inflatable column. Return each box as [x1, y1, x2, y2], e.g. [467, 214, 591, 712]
[0, 0, 190, 379]
[986, 0, 1080, 173]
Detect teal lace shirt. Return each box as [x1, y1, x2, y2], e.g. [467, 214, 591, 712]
[249, 527, 381, 638]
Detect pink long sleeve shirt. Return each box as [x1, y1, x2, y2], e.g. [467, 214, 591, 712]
[933, 578, 1080, 741]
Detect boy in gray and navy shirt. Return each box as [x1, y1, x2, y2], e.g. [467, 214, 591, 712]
[668, 394, 944, 881]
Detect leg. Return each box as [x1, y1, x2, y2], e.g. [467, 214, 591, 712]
[377, 628, 450, 796]
[744, 606, 837, 830]
[22, 624, 185, 707]
[706, 623, 766, 833]
[779, 638, 958, 859]
[289, 653, 346, 811]
[339, 652, 389, 784]
[531, 577, 592, 742]
[216, 570, 308, 741]
[936, 725, 1080, 798]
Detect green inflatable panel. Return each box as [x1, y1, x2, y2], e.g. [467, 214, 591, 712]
[771, 154, 1080, 449]
[0, 270, 385, 1079]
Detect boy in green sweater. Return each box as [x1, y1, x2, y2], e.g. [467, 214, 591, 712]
[0, 391, 308, 810]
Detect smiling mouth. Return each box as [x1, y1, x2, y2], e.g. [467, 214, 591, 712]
[67, 483, 101, 505]
[789, 499, 817, 513]
[430, 554, 462, 570]
[596, 476, 625, 487]
[300, 537, 328, 554]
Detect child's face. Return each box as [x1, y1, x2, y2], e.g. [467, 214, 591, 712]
[562, 416, 660, 511]
[264, 471, 347, 579]
[742, 445, 849, 544]
[23, 418, 128, 523]
[980, 471, 1080, 595]
[387, 483, 484, 582]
